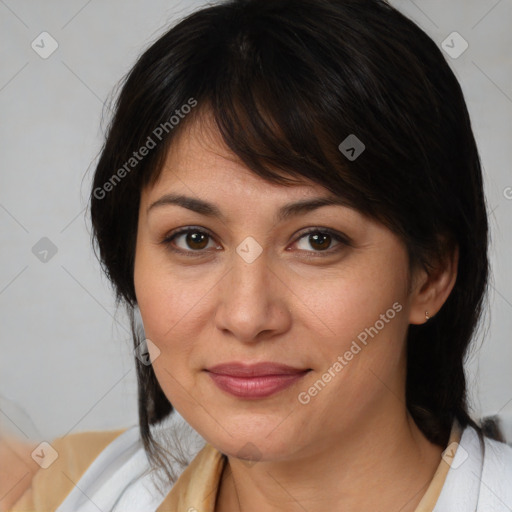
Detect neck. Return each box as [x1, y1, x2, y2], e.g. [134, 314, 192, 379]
[215, 408, 444, 512]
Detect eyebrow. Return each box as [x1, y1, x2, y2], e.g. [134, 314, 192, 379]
[147, 193, 351, 223]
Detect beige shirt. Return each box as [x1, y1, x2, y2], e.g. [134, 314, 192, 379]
[8, 421, 462, 512]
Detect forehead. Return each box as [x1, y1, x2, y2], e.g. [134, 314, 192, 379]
[142, 115, 328, 204]
[139, 114, 373, 236]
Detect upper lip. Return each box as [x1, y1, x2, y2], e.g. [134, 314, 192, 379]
[206, 362, 310, 377]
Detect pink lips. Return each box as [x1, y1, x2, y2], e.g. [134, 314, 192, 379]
[205, 362, 310, 399]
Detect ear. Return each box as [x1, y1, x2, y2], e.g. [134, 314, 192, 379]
[408, 242, 459, 325]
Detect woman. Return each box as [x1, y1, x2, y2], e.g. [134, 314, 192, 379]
[6, 0, 512, 510]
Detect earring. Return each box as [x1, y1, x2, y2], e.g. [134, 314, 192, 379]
[425, 311, 430, 321]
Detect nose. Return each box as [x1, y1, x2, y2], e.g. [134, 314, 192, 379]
[214, 246, 292, 343]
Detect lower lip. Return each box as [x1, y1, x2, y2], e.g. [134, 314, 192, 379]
[206, 371, 310, 399]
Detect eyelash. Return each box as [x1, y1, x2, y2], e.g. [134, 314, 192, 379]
[160, 226, 351, 258]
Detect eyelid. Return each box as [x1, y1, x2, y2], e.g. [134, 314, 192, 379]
[161, 225, 214, 242]
[294, 227, 352, 247]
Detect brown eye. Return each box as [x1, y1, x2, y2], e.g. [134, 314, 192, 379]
[307, 232, 332, 251]
[162, 227, 219, 254]
[294, 228, 348, 253]
[183, 231, 209, 250]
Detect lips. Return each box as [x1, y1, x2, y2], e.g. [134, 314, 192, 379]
[205, 362, 311, 399]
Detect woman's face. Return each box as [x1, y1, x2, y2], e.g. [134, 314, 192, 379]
[134, 119, 423, 462]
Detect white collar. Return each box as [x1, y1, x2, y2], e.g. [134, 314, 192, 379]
[434, 422, 512, 511]
[57, 416, 512, 512]
[56, 412, 205, 512]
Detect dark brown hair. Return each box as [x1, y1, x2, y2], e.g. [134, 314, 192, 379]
[90, 0, 490, 477]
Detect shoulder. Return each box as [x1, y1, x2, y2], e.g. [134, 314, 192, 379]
[51, 414, 207, 512]
[7, 428, 128, 512]
[479, 433, 512, 507]
[433, 424, 512, 511]
[482, 433, 512, 470]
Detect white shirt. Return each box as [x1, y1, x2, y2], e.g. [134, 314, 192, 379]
[56, 413, 512, 512]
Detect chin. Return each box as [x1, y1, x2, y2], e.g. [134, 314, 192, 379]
[216, 435, 302, 464]
[191, 411, 307, 462]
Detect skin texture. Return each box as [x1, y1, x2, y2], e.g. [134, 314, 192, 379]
[0, 435, 39, 512]
[134, 116, 459, 512]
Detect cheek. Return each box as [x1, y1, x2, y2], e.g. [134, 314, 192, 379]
[133, 239, 219, 371]
[293, 272, 409, 432]
[134, 236, 175, 346]
[133, 246, 200, 407]
[298, 256, 408, 344]
[134, 236, 195, 337]
[301, 252, 410, 394]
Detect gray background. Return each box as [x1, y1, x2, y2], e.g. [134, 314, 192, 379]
[1, 0, 511, 444]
